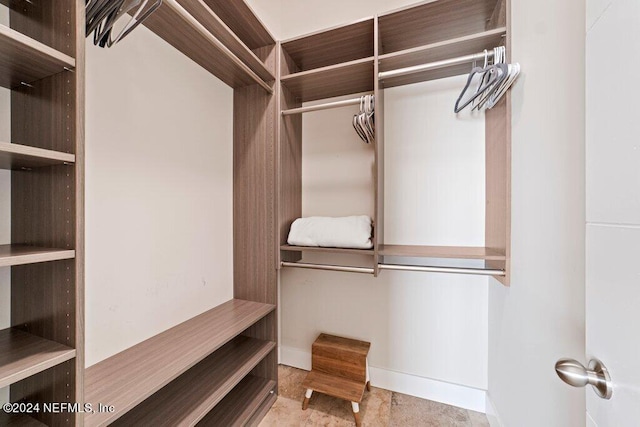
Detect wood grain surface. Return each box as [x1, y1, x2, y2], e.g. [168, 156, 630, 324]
[84, 299, 275, 427]
[0, 328, 76, 389]
[111, 337, 275, 427]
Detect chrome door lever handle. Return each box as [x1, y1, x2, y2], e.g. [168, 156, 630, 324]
[555, 358, 613, 399]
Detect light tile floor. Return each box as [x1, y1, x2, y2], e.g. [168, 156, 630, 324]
[259, 366, 489, 427]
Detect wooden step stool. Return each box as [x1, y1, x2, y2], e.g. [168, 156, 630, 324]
[302, 334, 371, 426]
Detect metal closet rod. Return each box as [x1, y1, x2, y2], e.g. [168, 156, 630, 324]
[281, 262, 505, 277]
[164, 0, 273, 94]
[281, 95, 373, 116]
[379, 50, 496, 81]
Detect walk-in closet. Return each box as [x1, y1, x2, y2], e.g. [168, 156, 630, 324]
[0, 0, 548, 425]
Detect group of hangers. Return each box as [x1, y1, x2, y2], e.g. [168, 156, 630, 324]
[454, 46, 520, 113]
[353, 95, 375, 144]
[85, 0, 162, 48]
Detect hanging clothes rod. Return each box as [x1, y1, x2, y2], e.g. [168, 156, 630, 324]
[281, 262, 375, 274]
[164, 0, 273, 94]
[377, 263, 506, 277]
[281, 96, 370, 116]
[379, 50, 496, 81]
[281, 262, 505, 277]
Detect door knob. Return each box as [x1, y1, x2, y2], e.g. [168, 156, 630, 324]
[555, 358, 612, 399]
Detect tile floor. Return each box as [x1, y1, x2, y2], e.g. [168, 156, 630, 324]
[259, 365, 490, 427]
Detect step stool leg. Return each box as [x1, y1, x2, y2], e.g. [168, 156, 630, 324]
[366, 358, 371, 391]
[351, 402, 361, 426]
[302, 388, 313, 410]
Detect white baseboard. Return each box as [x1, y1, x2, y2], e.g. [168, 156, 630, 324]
[280, 346, 486, 413]
[485, 394, 504, 427]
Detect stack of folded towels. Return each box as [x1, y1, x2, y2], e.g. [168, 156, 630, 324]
[287, 216, 373, 249]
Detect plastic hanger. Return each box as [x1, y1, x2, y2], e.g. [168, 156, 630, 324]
[454, 65, 499, 113]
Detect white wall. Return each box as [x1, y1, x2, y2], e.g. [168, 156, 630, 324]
[249, 0, 490, 410]
[487, 0, 586, 426]
[85, 25, 234, 366]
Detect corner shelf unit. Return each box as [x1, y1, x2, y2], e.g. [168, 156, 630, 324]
[85, 299, 276, 427]
[0, 1, 84, 426]
[278, 0, 511, 284]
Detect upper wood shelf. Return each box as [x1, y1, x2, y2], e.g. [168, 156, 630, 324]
[0, 24, 75, 89]
[379, 245, 506, 261]
[202, 0, 275, 50]
[111, 337, 275, 426]
[281, 244, 374, 256]
[379, 28, 507, 88]
[281, 57, 374, 103]
[282, 18, 374, 73]
[378, 0, 504, 55]
[196, 375, 276, 426]
[142, 0, 274, 90]
[85, 299, 276, 427]
[0, 328, 76, 389]
[0, 141, 75, 170]
[0, 245, 76, 268]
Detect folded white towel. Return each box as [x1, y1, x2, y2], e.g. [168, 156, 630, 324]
[287, 216, 373, 249]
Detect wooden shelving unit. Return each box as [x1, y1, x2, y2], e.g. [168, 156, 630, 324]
[142, 0, 275, 89]
[0, 24, 75, 89]
[280, 57, 374, 102]
[111, 337, 275, 426]
[196, 375, 276, 426]
[379, 28, 506, 88]
[0, 142, 75, 170]
[379, 245, 506, 261]
[281, 18, 374, 72]
[278, 0, 511, 283]
[0, 328, 76, 388]
[281, 244, 374, 256]
[378, 0, 503, 54]
[85, 299, 275, 426]
[0, 245, 75, 268]
[0, 2, 85, 425]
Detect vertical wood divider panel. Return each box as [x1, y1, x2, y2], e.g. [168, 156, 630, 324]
[278, 47, 302, 264]
[234, 42, 279, 390]
[485, 0, 511, 285]
[74, 0, 86, 420]
[373, 16, 385, 276]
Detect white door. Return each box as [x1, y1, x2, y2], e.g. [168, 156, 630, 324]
[582, 0, 640, 425]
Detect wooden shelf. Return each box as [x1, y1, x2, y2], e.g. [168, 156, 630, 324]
[85, 299, 276, 427]
[0, 328, 76, 389]
[0, 141, 75, 170]
[0, 24, 75, 89]
[281, 57, 374, 103]
[196, 375, 276, 426]
[202, 0, 275, 50]
[111, 337, 275, 426]
[379, 245, 506, 261]
[378, 0, 502, 54]
[281, 244, 374, 256]
[0, 245, 76, 268]
[0, 412, 47, 427]
[142, 0, 274, 89]
[282, 18, 374, 72]
[379, 28, 507, 88]
[245, 386, 278, 426]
